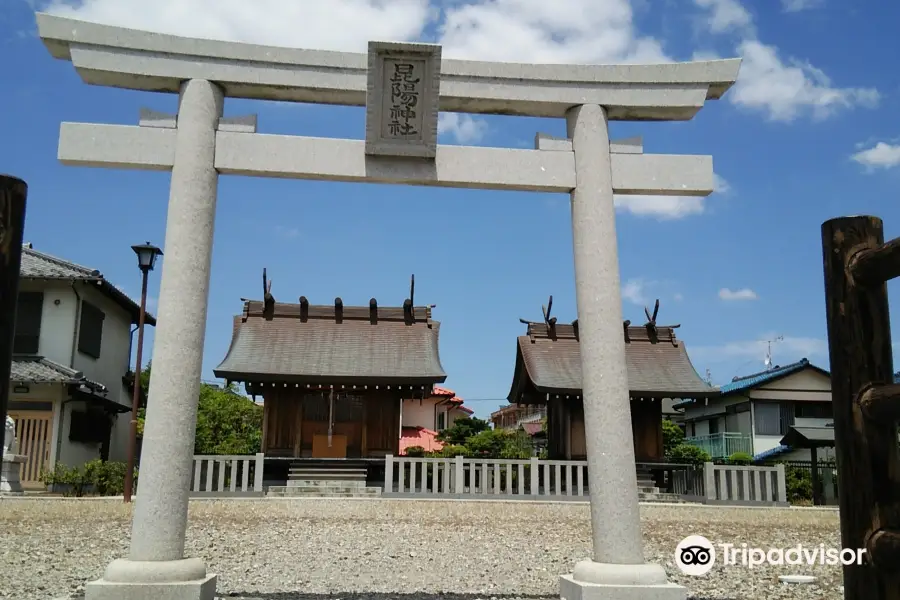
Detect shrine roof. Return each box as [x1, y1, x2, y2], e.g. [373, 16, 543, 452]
[507, 320, 717, 401]
[214, 299, 446, 385]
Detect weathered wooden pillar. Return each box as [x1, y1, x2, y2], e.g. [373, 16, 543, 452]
[0, 175, 27, 454]
[821, 215, 900, 600]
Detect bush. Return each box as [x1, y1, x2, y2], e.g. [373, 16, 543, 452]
[727, 452, 753, 465]
[432, 444, 468, 457]
[783, 464, 812, 503]
[39, 460, 136, 497]
[662, 419, 685, 457]
[668, 443, 712, 465]
[404, 445, 426, 457]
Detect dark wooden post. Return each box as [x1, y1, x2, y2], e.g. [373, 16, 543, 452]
[822, 216, 900, 600]
[0, 175, 28, 454]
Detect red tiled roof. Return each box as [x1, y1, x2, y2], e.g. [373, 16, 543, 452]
[432, 385, 472, 413]
[399, 426, 445, 454]
[521, 423, 543, 436]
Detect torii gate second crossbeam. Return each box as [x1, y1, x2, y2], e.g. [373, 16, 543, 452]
[37, 12, 741, 600]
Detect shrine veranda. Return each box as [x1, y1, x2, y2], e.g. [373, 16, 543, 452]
[36, 12, 741, 600]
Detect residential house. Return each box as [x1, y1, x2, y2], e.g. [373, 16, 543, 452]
[214, 293, 447, 460]
[675, 358, 835, 462]
[8, 244, 155, 488]
[505, 309, 716, 461]
[490, 403, 545, 431]
[399, 386, 473, 455]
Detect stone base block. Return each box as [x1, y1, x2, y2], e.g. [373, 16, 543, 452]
[85, 558, 216, 600]
[84, 576, 216, 600]
[1, 454, 26, 495]
[560, 574, 687, 600]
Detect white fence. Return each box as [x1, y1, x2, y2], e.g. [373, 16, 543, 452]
[190, 453, 265, 497]
[701, 462, 788, 506]
[385, 455, 589, 498]
[385, 456, 790, 505]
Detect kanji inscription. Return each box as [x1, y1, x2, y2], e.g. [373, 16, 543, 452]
[365, 42, 441, 158]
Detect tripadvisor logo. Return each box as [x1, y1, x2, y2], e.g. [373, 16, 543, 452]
[674, 535, 867, 575]
[675, 535, 716, 576]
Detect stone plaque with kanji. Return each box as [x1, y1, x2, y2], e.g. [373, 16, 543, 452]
[365, 41, 441, 158]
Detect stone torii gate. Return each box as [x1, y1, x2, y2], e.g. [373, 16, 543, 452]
[37, 13, 740, 600]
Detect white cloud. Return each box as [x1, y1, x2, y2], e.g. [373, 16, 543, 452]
[851, 142, 900, 172]
[693, 333, 827, 362]
[621, 279, 648, 306]
[615, 196, 706, 220]
[718, 287, 757, 301]
[613, 172, 730, 220]
[438, 113, 488, 144]
[692, 0, 879, 122]
[274, 225, 300, 239]
[714, 173, 731, 194]
[42, 0, 431, 51]
[731, 40, 879, 122]
[781, 0, 824, 12]
[693, 0, 753, 35]
[438, 0, 668, 64]
[673, 293, 684, 302]
[43, 0, 668, 64]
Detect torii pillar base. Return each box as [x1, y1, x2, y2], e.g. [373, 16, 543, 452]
[560, 561, 687, 600]
[85, 558, 216, 600]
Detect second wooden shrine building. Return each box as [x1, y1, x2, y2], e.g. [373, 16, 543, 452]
[506, 301, 716, 461]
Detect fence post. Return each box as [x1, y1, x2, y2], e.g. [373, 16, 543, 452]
[530, 457, 539, 496]
[384, 454, 394, 494]
[454, 455, 464, 494]
[703, 462, 716, 502]
[775, 464, 786, 503]
[253, 453, 264, 492]
[823, 216, 900, 600]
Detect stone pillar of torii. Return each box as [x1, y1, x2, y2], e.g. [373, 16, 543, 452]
[37, 13, 740, 600]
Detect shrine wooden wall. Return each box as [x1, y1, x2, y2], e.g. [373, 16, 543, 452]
[260, 387, 400, 458]
[546, 396, 662, 461]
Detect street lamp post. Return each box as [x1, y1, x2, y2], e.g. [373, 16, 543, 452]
[123, 242, 163, 503]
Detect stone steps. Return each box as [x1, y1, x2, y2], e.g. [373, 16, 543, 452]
[268, 484, 382, 498]
[288, 470, 368, 481]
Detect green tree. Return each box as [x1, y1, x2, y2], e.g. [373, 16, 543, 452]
[436, 416, 491, 445]
[668, 443, 712, 465]
[194, 384, 263, 455]
[662, 419, 685, 457]
[134, 363, 262, 455]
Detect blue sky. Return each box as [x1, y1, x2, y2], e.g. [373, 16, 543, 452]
[2, 0, 900, 418]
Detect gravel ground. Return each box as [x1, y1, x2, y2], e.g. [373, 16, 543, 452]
[0, 498, 846, 600]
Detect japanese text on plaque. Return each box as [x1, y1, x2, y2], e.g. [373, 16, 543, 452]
[386, 60, 423, 138]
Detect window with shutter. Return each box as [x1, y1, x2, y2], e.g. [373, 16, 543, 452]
[13, 292, 43, 355]
[78, 301, 105, 359]
[753, 401, 786, 435]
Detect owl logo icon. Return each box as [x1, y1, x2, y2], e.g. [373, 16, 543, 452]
[675, 535, 716, 576]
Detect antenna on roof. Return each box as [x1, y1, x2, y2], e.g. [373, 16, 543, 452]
[764, 335, 784, 370]
[262, 268, 275, 320]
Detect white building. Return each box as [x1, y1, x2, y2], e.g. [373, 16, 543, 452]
[399, 386, 473, 454]
[675, 358, 834, 462]
[7, 244, 154, 489]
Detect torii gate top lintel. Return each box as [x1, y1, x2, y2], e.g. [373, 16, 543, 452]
[36, 12, 741, 121]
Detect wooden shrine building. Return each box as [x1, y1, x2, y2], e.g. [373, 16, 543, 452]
[213, 273, 446, 459]
[506, 299, 716, 461]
